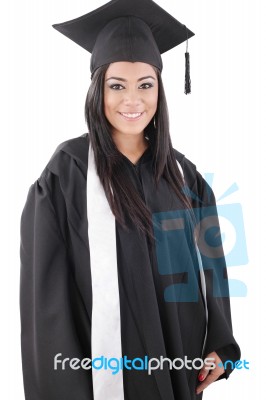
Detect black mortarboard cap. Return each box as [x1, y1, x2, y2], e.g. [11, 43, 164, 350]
[52, 0, 195, 94]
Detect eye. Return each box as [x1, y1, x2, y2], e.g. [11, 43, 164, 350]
[140, 83, 154, 89]
[109, 84, 124, 90]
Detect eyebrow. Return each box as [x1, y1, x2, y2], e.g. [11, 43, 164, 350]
[105, 75, 156, 82]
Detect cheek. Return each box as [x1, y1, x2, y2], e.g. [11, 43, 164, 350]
[104, 91, 119, 116]
[147, 91, 158, 111]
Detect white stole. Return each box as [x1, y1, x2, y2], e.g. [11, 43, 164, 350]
[87, 142, 125, 400]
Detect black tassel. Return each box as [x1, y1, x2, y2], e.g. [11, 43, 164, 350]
[184, 26, 191, 95]
[185, 52, 191, 94]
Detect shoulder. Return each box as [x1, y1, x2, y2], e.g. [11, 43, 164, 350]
[22, 134, 89, 224]
[38, 133, 89, 181]
[52, 133, 88, 158]
[172, 147, 197, 170]
[26, 133, 89, 208]
[172, 147, 197, 184]
[48, 133, 89, 171]
[172, 147, 215, 206]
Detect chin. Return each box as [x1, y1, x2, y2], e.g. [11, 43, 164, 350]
[119, 129, 145, 136]
[113, 123, 148, 136]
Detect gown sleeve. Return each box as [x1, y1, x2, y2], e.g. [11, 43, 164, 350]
[195, 171, 241, 381]
[19, 169, 92, 400]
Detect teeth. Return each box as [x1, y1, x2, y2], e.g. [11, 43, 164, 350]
[121, 112, 142, 118]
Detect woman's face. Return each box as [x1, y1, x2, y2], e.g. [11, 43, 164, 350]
[104, 62, 158, 138]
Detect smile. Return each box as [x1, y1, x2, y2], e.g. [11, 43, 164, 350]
[119, 112, 144, 121]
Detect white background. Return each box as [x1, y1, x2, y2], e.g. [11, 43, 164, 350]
[2, 0, 265, 398]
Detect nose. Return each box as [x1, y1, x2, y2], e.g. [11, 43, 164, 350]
[123, 87, 143, 106]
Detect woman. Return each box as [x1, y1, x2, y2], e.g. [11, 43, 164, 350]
[20, 1, 241, 399]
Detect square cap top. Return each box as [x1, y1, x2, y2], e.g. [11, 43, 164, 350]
[52, 0, 195, 75]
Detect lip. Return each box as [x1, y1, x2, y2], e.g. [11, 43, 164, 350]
[118, 112, 145, 122]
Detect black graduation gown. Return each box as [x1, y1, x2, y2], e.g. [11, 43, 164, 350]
[20, 133, 241, 400]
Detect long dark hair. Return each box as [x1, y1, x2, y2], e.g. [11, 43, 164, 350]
[84, 63, 195, 241]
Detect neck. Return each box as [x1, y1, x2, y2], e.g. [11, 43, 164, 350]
[112, 131, 149, 157]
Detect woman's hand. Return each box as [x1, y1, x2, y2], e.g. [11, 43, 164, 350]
[196, 351, 225, 395]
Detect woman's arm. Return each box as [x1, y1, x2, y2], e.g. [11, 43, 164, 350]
[20, 170, 92, 400]
[190, 171, 241, 395]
